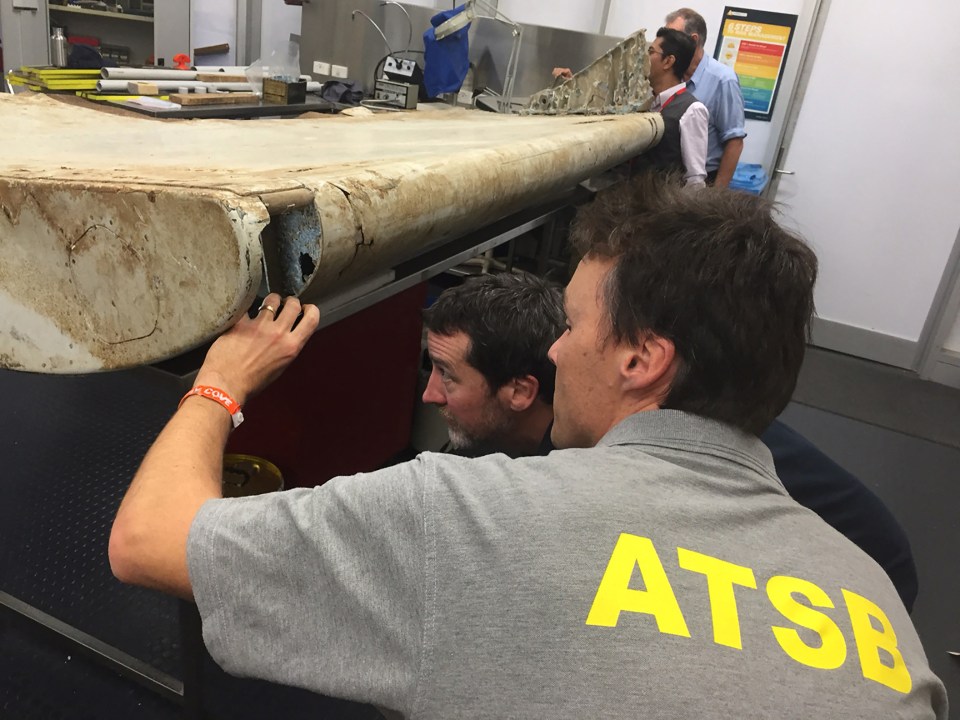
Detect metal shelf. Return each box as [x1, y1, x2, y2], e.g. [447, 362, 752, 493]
[48, 5, 153, 23]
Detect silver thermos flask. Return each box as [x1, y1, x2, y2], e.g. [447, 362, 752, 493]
[50, 26, 69, 68]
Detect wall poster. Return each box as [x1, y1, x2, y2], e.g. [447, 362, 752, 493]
[714, 7, 798, 121]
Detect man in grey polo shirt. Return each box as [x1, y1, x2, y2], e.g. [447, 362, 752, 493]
[110, 179, 947, 718]
[422, 273, 920, 613]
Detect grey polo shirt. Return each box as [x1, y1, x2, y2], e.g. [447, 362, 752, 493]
[188, 410, 947, 718]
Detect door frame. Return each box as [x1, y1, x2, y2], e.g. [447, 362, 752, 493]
[763, 0, 828, 199]
[917, 226, 960, 387]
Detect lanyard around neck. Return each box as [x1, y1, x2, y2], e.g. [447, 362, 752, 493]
[660, 86, 686, 111]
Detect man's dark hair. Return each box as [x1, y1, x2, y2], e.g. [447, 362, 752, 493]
[656, 27, 697, 81]
[423, 272, 565, 403]
[665, 7, 708, 47]
[571, 176, 818, 435]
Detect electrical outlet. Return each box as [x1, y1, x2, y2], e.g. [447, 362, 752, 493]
[313, 61, 331, 75]
[331, 64, 348, 79]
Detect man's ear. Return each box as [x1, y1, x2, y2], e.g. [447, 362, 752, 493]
[620, 333, 677, 394]
[499, 375, 540, 412]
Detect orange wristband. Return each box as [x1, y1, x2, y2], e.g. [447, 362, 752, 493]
[179, 386, 245, 428]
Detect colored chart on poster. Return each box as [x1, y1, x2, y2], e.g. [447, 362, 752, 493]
[714, 7, 797, 121]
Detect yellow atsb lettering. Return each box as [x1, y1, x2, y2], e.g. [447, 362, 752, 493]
[677, 548, 756, 649]
[585, 533, 690, 637]
[767, 575, 846, 670]
[842, 589, 912, 693]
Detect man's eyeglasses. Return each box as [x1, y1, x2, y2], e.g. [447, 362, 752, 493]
[647, 47, 665, 56]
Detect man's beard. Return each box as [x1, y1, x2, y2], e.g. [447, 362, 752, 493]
[441, 405, 515, 457]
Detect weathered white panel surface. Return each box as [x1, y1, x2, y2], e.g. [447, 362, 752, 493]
[0, 179, 268, 372]
[0, 94, 663, 372]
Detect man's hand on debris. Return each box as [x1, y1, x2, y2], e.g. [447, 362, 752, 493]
[195, 292, 320, 407]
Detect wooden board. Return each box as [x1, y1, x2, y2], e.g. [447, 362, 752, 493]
[0, 93, 664, 372]
[194, 44, 231, 57]
[169, 92, 260, 106]
[195, 73, 248, 83]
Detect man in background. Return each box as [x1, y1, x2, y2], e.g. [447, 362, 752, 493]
[635, 27, 708, 186]
[422, 272, 563, 458]
[423, 270, 919, 611]
[664, 7, 747, 187]
[554, 7, 747, 187]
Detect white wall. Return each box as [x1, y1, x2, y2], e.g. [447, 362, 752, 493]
[773, 0, 960, 345]
[192, 0, 236, 65]
[399, 0, 608, 33]
[260, 0, 300, 59]
[155, 0, 191, 67]
[498, 0, 606, 33]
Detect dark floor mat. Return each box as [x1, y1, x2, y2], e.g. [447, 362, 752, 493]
[0, 622, 175, 720]
[793, 347, 960, 449]
[0, 368, 379, 719]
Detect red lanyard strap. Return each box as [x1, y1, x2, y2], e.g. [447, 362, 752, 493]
[660, 86, 687, 111]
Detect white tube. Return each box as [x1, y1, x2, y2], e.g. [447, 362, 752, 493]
[97, 79, 322, 94]
[101, 67, 200, 80]
[96, 79, 253, 92]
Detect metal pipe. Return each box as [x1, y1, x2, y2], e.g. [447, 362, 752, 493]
[351, 10, 394, 57]
[380, 2, 413, 53]
[598, 0, 612, 35]
[501, 24, 522, 113]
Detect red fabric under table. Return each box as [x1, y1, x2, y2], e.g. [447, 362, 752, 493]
[225, 283, 427, 488]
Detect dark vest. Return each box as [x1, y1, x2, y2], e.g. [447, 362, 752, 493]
[634, 87, 699, 175]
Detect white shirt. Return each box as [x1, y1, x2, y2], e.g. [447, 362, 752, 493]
[651, 82, 709, 187]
